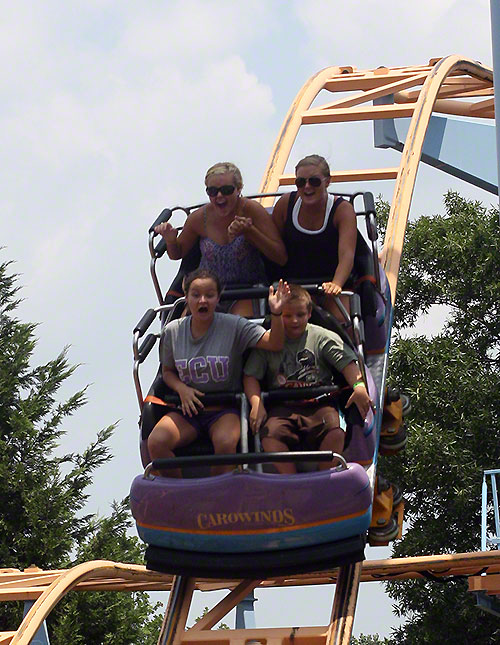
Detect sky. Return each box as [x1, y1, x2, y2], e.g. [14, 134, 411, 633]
[1, 0, 497, 638]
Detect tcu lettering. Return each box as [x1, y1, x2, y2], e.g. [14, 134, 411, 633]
[175, 355, 229, 385]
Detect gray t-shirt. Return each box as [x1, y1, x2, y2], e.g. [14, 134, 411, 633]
[160, 312, 266, 393]
[244, 323, 357, 390]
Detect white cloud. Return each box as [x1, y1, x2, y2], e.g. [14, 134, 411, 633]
[119, 0, 269, 60]
[1, 1, 276, 296]
[293, 0, 492, 70]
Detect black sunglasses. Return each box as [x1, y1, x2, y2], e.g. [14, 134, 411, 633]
[295, 176, 323, 188]
[206, 185, 236, 197]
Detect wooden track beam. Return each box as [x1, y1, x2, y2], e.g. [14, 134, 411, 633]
[278, 168, 399, 185]
[302, 103, 416, 124]
[2, 551, 500, 599]
[381, 55, 493, 298]
[1, 552, 500, 643]
[258, 66, 345, 199]
[316, 74, 428, 110]
[188, 580, 260, 632]
[469, 573, 500, 595]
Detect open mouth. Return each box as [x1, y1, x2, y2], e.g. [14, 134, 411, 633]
[198, 305, 209, 313]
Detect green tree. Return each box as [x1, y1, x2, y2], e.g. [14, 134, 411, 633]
[351, 634, 390, 644]
[377, 193, 500, 644]
[0, 259, 161, 643]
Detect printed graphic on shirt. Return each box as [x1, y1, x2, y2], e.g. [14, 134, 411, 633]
[175, 356, 229, 385]
[276, 348, 333, 389]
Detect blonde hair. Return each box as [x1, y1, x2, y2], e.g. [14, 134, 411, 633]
[205, 162, 243, 191]
[295, 154, 331, 179]
[288, 284, 313, 312]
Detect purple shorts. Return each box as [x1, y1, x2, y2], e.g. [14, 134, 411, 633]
[184, 408, 239, 438]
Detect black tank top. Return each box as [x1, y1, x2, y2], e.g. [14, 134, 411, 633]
[280, 191, 343, 281]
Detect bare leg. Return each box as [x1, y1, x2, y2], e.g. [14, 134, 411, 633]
[147, 412, 198, 478]
[261, 437, 297, 474]
[324, 293, 352, 335]
[229, 299, 254, 317]
[318, 409, 344, 470]
[318, 428, 345, 470]
[209, 413, 241, 476]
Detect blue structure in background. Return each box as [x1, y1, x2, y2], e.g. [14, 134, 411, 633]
[481, 469, 500, 552]
[490, 0, 500, 209]
[373, 95, 498, 195]
[22, 600, 50, 645]
[235, 591, 257, 629]
[476, 470, 500, 618]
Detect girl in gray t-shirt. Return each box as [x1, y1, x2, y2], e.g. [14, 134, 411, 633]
[148, 269, 290, 477]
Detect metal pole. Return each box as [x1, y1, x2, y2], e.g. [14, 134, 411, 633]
[482, 473, 488, 551]
[327, 561, 362, 645]
[235, 591, 257, 629]
[490, 1, 500, 217]
[157, 575, 195, 645]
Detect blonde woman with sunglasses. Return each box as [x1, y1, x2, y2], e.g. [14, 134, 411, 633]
[155, 162, 287, 315]
[269, 154, 358, 321]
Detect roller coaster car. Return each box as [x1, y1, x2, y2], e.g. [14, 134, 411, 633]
[130, 191, 393, 579]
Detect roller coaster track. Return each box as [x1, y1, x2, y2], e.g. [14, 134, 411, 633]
[256, 54, 495, 644]
[259, 55, 494, 300]
[2, 552, 500, 644]
[1, 56, 495, 644]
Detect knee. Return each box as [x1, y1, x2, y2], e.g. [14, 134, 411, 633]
[148, 419, 178, 456]
[211, 419, 240, 454]
[262, 417, 283, 440]
[321, 427, 345, 452]
[322, 410, 340, 430]
[212, 433, 239, 454]
[261, 436, 287, 452]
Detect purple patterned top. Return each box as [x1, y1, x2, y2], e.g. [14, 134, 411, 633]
[199, 235, 267, 285]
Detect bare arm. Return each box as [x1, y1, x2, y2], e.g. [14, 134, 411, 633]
[332, 200, 357, 288]
[341, 361, 373, 419]
[243, 374, 267, 434]
[271, 194, 288, 236]
[243, 199, 287, 265]
[254, 280, 290, 351]
[162, 366, 205, 417]
[155, 210, 202, 260]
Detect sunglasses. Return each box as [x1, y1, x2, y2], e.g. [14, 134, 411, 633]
[206, 185, 236, 197]
[294, 176, 323, 188]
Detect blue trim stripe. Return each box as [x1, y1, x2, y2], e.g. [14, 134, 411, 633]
[136, 507, 372, 553]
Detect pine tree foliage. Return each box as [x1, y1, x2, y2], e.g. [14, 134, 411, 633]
[375, 193, 500, 644]
[0, 259, 161, 643]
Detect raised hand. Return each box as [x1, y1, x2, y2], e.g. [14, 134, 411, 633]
[154, 222, 179, 244]
[268, 279, 291, 315]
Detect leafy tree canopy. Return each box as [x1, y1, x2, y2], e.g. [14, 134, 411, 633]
[0, 259, 161, 643]
[375, 193, 500, 644]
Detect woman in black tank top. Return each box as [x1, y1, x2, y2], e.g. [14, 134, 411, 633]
[270, 154, 358, 321]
